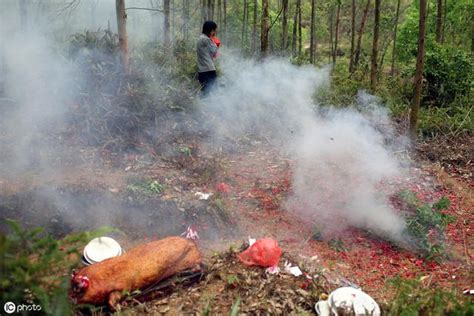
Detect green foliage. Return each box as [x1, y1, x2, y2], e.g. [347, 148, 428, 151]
[69, 29, 118, 57]
[328, 238, 347, 252]
[418, 100, 473, 137]
[0, 220, 114, 315]
[226, 274, 240, 288]
[179, 145, 193, 157]
[423, 44, 473, 106]
[230, 297, 241, 316]
[387, 275, 474, 315]
[127, 178, 164, 196]
[398, 191, 454, 261]
[311, 226, 323, 241]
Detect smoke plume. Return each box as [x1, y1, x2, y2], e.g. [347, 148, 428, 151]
[203, 51, 407, 241]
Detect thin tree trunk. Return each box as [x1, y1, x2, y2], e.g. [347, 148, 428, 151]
[328, 4, 334, 63]
[436, 0, 443, 42]
[370, 0, 381, 91]
[183, 0, 189, 41]
[297, 0, 302, 56]
[353, 0, 371, 71]
[471, 21, 474, 55]
[292, 0, 298, 56]
[379, 34, 391, 72]
[261, 0, 269, 58]
[441, 0, 447, 43]
[217, 0, 221, 25]
[223, 0, 227, 39]
[242, 0, 248, 50]
[310, 0, 316, 63]
[19, 0, 28, 31]
[170, 0, 174, 40]
[349, 0, 356, 72]
[391, 0, 401, 76]
[409, 0, 428, 140]
[164, 0, 170, 46]
[211, 0, 215, 20]
[201, 0, 206, 22]
[282, 0, 289, 51]
[116, 0, 129, 74]
[252, 0, 258, 53]
[333, 2, 341, 64]
[207, 0, 211, 20]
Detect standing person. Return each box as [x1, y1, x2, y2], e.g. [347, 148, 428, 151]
[197, 21, 220, 95]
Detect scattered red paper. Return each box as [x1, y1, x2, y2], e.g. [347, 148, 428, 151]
[238, 238, 282, 268]
[216, 182, 230, 193]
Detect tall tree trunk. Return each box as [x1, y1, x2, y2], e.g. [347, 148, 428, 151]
[292, 0, 298, 56]
[310, 0, 316, 63]
[19, 0, 27, 31]
[353, 0, 371, 71]
[170, 0, 175, 40]
[206, 0, 210, 20]
[409, 0, 428, 140]
[252, 0, 258, 53]
[441, 0, 447, 43]
[217, 0, 222, 25]
[164, 0, 170, 46]
[116, 0, 129, 74]
[211, 0, 215, 20]
[201, 0, 206, 22]
[328, 4, 334, 63]
[183, 0, 189, 41]
[436, 0, 443, 42]
[261, 0, 269, 58]
[242, 0, 248, 50]
[223, 0, 227, 40]
[391, 0, 401, 76]
[471, 21, 474, 55]
[297, 0, 302, 56]
[333, 2, 341, 64]
[282, 0, 289, 51]
[349, 0, 356, 72]
[370, 0, 381, 91]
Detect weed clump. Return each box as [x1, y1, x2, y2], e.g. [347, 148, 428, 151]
[386, 276, 473, 315]
[397, 191, 454, 261]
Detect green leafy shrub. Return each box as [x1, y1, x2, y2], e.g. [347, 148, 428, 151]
[69, 30, 118, 57]
[397, 191, 454, 261]
[0, 220, 113, 315]
[423, 44, 473, 107]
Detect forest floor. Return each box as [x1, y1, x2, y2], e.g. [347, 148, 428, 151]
[0, 128, 472, 314]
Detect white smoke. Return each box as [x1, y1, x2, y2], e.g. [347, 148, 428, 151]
[203, 51, 407, 241]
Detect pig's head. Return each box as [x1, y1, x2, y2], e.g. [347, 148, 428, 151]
[70, 270, 90, 303]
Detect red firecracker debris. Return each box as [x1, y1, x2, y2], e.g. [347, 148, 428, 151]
[216, 182, 230, 193]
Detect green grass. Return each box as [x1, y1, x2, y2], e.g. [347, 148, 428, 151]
[127, 179, 164, 196]
[387, 276, 474, 315]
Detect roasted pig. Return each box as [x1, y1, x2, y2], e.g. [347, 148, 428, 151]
[70, 236, 201, 309]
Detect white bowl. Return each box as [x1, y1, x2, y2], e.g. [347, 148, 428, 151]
[83, 237, 122, 264]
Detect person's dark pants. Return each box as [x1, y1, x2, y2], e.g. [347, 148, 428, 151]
[198, 71, 217, 95]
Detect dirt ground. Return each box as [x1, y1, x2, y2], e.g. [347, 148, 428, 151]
[1, 132, 472, 315]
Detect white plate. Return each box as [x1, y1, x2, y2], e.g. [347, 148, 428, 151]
[83, 237, 122, 264]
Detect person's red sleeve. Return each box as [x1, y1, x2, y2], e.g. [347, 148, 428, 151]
[212, 36, 221, 48]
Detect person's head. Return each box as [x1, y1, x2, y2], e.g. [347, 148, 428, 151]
[202, 20, 217, 37]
